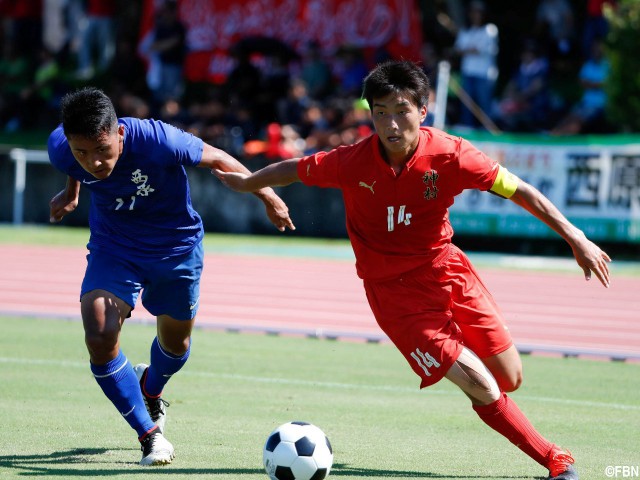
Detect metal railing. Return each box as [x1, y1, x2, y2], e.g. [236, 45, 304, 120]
[10, 148, 50, 225]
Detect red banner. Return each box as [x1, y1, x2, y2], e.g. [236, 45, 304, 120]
[140, 0, 423, 84]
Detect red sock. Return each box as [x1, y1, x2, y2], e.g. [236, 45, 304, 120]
[473, 392, 554, 467]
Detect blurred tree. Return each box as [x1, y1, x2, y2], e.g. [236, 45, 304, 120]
[604, 0, 640, 132]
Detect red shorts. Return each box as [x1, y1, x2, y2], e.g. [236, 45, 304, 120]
[363, 244, 512, 388]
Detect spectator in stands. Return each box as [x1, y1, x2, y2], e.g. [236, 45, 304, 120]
[534, 0, 575, 61]
[0, 2, 623, 142]
[582, 0, 616, 57]
[144, 0, 187, 109]
[551, 39, 610, 135]
[453, 0, 499, 129]
[17, 47, 63, 129]
[0, 0, 43, 57]
[225, 102, 260, 152]
[76, 0, 117, 79]
[157, 98, 190, 130]
[334, 46, 369, 97]
[110, 38, 150, 99]
[277, 78, 312, 126]
[296, 101, 330, 143]
[187, 92, 228, 141]
[418, 42, 440, 128]
[493, 39, 550, 132]
[0, 40, 33, 131]
[259, 52, 293, 125]
[242, 122, 304, 161]
[42, 0, 71, 56]
[225, 49, 263, 121]
[115, 91, 151, 120]
[299, 41, 333, 100]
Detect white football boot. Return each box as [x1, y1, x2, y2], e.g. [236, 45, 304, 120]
[139, 428, 175, 466]
[134, 363, 169, 433]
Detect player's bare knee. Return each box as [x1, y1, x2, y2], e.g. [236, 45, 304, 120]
[157, 315, 194, 355]
[160, 336, 190, 356]
[482, 345, 523, 393]
[493, 366, 523, 392]
[499, 371, 523, 392]
[85, 330, 117, 355]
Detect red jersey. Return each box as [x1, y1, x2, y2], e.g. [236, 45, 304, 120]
[87, 0, 116, 17]
[297, 127, 500, 281]
[587, 0, 615, 17]
[3, 0, 41, 17]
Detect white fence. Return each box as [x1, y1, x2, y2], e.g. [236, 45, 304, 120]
[10, 148, 50, 225]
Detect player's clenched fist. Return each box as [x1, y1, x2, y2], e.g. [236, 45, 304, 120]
[49, 185, 79, 223]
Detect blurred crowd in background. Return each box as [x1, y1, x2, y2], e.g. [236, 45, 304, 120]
[0, 0, 617, 162]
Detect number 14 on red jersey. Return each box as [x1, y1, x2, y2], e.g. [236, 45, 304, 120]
[387, 205, 411, 231]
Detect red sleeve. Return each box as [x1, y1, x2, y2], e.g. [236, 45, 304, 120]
[296, 149, 342, 189]
[457, 138, 500, 191]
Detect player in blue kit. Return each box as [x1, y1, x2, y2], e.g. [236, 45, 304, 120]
[48, 87, 295, 465]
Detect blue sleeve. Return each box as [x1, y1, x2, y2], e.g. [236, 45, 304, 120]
[47, 124, 76, 175]
[131, 118, 204, 167]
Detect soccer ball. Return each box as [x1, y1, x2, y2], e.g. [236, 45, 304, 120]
[263, 421, 333, 480]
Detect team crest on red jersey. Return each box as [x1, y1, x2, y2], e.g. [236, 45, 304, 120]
[422, 170, 439, 200]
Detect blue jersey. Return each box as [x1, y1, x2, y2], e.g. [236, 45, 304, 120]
[48, 117, 205, 258]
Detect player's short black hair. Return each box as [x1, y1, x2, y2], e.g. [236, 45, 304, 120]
[362, 60, 430, 109]
[60, 87, 118, 138]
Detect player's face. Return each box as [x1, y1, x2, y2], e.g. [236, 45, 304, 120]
[68, 124, 124, 180]
[370, 92, 427, 164]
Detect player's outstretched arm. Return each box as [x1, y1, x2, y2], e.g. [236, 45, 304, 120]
[49, 176, 80, 223]
[198, 143, 295, 231]
[508, 179, 611, 287]
[213, 158, 302, 193]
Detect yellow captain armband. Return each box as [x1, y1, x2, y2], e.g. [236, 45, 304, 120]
[489, 166, 519, 199]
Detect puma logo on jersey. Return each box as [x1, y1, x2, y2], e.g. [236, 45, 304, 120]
[359, 180, 376, 194]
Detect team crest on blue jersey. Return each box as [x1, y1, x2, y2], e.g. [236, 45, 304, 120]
[131, 169, 155, 196]
[422, 169, 438, 200]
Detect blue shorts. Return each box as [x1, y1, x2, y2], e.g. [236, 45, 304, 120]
[81, 243, 204, 320]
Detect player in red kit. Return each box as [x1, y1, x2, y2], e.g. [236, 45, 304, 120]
[215, 60, 611, 480]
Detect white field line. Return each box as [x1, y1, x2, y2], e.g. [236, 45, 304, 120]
[0, 356, 638, 412]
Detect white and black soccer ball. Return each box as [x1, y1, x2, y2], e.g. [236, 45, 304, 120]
[263, 421, 333, 480]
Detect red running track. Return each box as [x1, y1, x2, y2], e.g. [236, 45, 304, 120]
[1, 244, 639, 361]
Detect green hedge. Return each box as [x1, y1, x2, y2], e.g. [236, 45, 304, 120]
[605, 0, 640, 132]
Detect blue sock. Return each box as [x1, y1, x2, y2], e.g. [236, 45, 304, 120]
[143, 337, 190, 398]
[91, 350, 157, 439]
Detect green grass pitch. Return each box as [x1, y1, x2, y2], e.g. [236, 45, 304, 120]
[0, 316, 638, 479]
